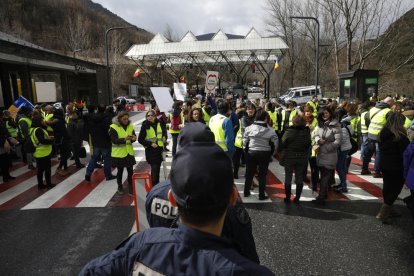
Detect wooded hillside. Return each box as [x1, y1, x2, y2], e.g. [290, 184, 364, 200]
[0, 0, 153, 60]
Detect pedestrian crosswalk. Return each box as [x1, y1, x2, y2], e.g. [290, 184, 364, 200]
[0, 114, 410, 211]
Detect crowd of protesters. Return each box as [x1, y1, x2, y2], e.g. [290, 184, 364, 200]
[157, 91, 414, 223]
[1, 91, 414, 223]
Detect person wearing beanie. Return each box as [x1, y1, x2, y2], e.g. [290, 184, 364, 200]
[79, 131, 274, 275]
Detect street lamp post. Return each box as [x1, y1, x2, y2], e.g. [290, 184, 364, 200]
[73, 49, 81, 58]
[105, 26, 136, 104]
[290, 16, 320, 95]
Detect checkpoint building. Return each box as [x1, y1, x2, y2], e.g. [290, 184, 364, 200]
[0, 31, 108, 109]
[124, 28, 288, 99]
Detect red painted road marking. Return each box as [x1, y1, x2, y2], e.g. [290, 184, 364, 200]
[265, 169, 349, 201]
[0, 160, 59, 193]
[50, 168, 109, 208]
[10, 162, 27, 172]
[346, 172, 383, 199]
[0, 162, 74, 211]
[351, 157, 374, 171]
[107, 161, 150, 207]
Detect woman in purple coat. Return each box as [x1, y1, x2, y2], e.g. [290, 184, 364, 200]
[403, 131, 414, 219]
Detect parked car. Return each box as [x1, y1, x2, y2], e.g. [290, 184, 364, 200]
[117, 96, 136, 104]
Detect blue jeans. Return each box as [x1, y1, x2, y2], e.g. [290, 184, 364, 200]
[363, 139, 380, 173]
[336, 149, 350, 189]
[360, 134, 368, 161]
[171, 133, 179, 157]
[86, 147, 112, 177]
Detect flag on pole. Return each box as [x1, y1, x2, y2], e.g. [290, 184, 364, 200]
[274, 57, 280, 71]
[133, 68, 142, 78]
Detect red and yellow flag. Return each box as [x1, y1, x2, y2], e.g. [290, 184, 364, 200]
[274, 57, 280, 71]
[133, 68, 141, 78]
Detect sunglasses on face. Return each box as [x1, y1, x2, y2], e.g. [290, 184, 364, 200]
[147, 114, 155, 117]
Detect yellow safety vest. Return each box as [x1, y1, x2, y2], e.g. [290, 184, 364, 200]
[307, 101, 318, 117]
[110, 123, 135, 158]
[268, 110, 279, 132]
[209, 114, 227, 151]
[311, 126, 318, 157]
[368, 107, 390, 140]
[6, 120, 17, 138]
[404, 116, 412, 129]
[234, 119, 243, 148]
[360, 111, 368, 134]
[18, 117, 32, 139]
[44, 113, 54, 133]
[145, 123, 164, 147]
[202, 108, 211, 126]
[350, 116, 360, 142]
[281, 109, 297, 131]
[31, 128, 52, 158]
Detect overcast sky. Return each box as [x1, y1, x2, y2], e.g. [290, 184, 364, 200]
[92, 0, 269, 38]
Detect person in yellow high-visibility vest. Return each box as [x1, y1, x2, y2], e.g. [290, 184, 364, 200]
[17, 106, 35, 169]
[306, 95, 319, 117]
[109, 111, 137, 195]
[209, 101, 235, 158]
[138, 110, 167, 187]
[31, 115, 55, 189]
[365, 97, 394, 178]
[359, 101, 375, 175]
[281, 101, 297, 135]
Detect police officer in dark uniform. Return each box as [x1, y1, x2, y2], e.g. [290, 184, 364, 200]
[146, 123, 259, 263]
[79, 123, 274, 275]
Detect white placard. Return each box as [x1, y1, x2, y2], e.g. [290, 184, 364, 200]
[205, 71, 219, 94]
[35, 82, 57, 103]
[150, 87, 174, 113]
[173, 83, 186, 101]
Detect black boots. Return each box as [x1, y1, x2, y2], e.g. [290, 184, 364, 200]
[284, 185, 292, 203]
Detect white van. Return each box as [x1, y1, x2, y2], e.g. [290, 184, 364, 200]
[280, 86, 322, 105]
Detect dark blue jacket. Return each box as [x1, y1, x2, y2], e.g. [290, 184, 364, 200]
[146, 181, 260, 263]
[79, 224, 274, 275]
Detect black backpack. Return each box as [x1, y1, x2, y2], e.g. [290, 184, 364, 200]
[24, 128, 37, 154]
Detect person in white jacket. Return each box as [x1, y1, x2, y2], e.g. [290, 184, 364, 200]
[243, 109, 278, 200]
[335, 114, 353, 193]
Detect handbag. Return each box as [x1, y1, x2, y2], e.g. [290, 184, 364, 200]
[79, 146, 87, 158]
[345, 126, 358, 155]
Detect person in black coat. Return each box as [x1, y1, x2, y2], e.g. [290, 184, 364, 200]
[138, 110, 168, 186]
[0, 113, 16, 182]
[67, 112, 85, 169]
[377, 112, 410, 223]
[49, 108, 71, 176]
[84, 105, 115, 182]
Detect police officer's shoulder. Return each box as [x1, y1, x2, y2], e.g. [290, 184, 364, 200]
[227, 200, 251, 225]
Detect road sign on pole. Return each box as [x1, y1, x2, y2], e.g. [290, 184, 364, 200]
[204, 71, 219, 94]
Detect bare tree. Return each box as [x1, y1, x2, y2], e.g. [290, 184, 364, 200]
[109, 32, 130, 96]
[266, 0, 413, 95]
[163, 23, 180, 42]
[62, 14, 91, 57]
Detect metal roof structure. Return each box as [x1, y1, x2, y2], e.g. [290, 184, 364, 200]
[124, 28, 288, 98]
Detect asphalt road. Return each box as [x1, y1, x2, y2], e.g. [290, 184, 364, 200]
[1, 200, 413, 275]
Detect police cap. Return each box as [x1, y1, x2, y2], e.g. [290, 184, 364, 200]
[178, 122, 215, 147]
[171, 142, 233, 212]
